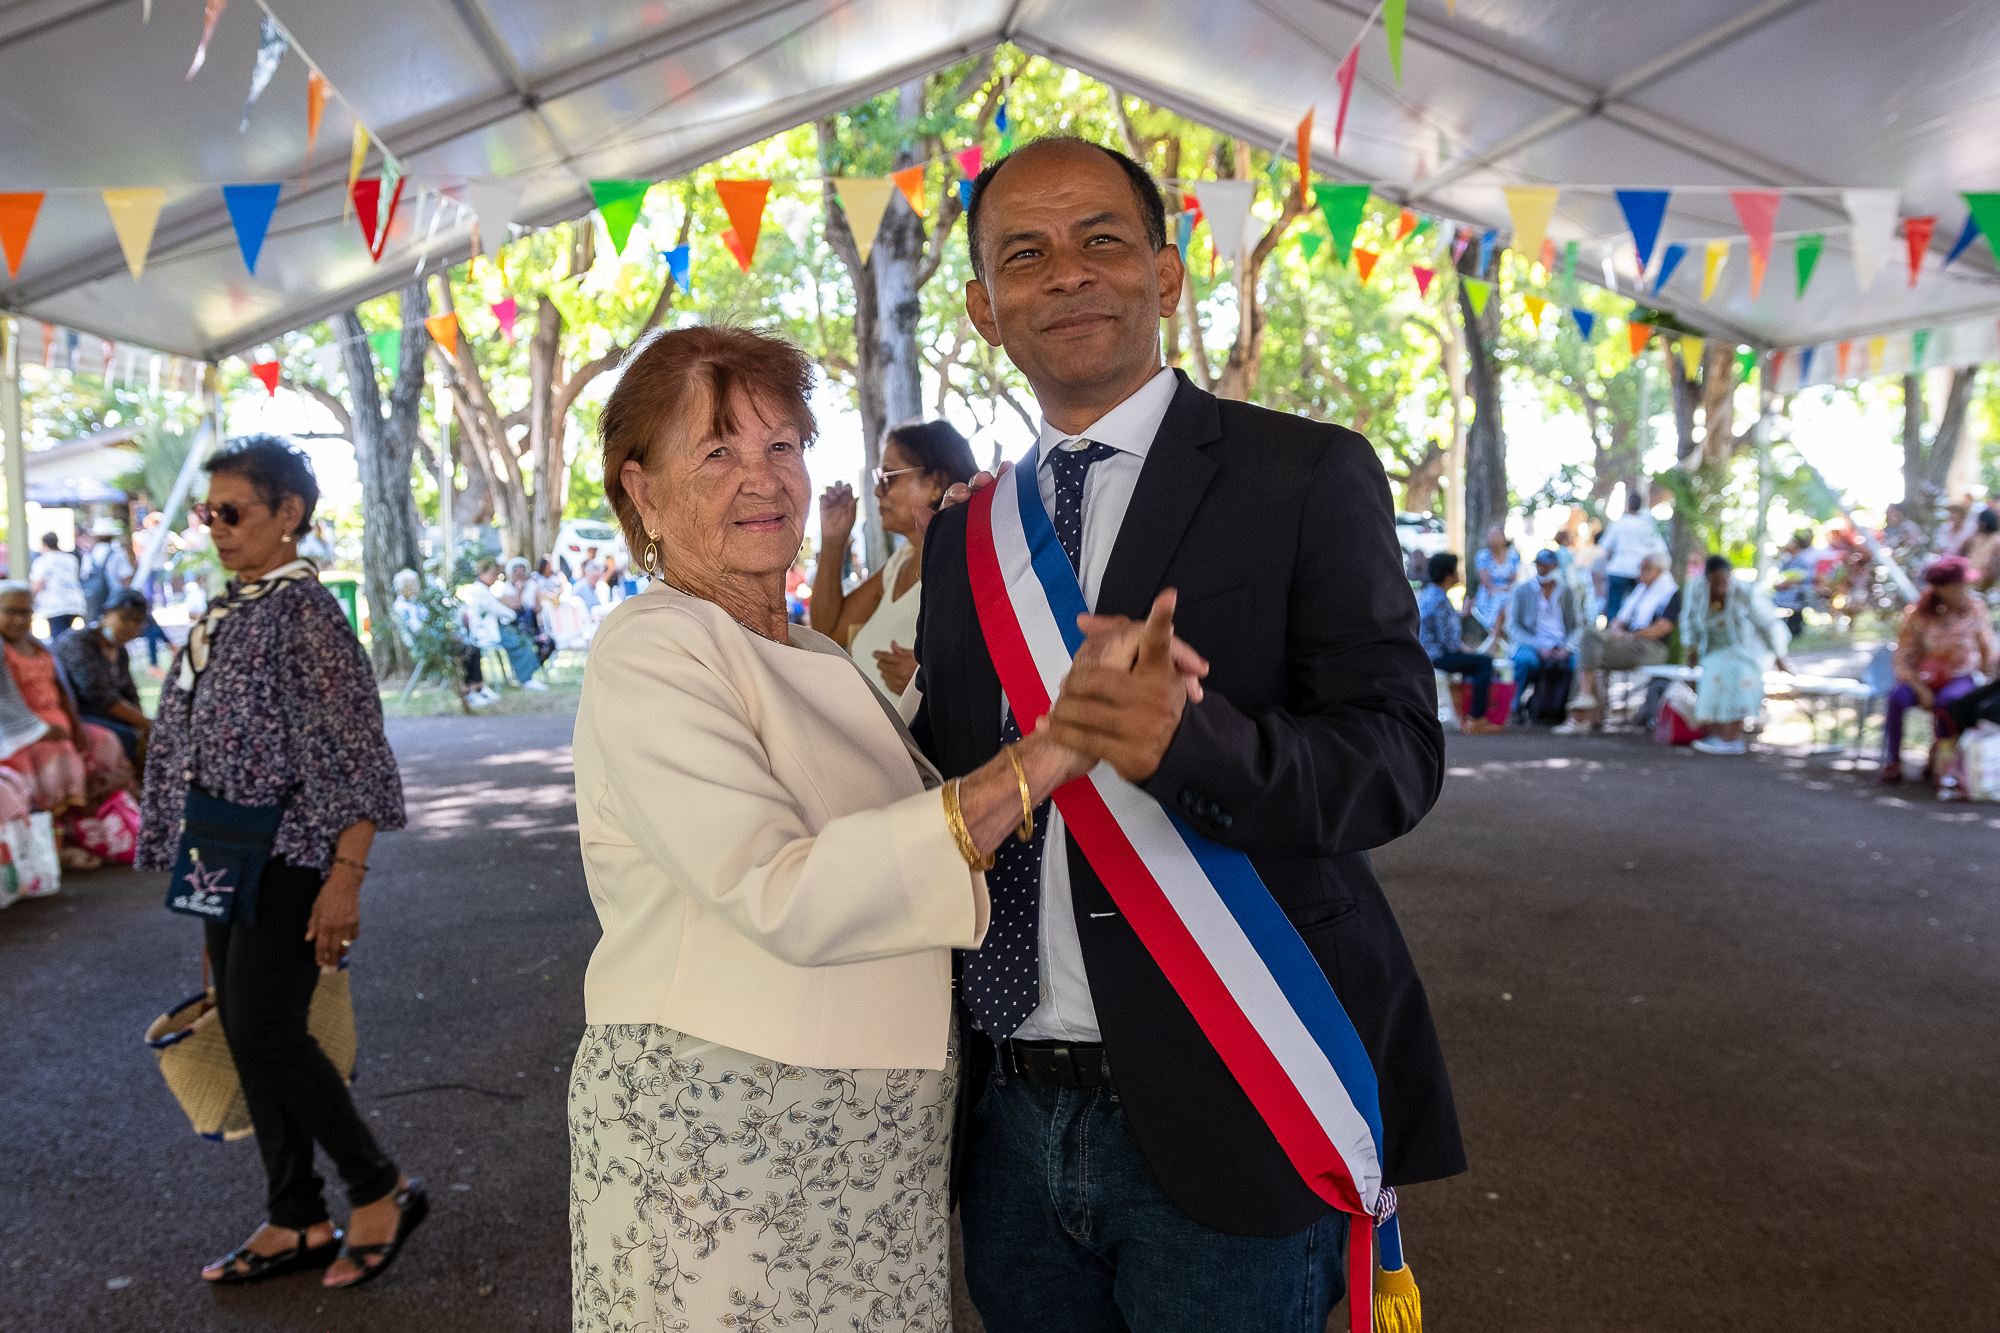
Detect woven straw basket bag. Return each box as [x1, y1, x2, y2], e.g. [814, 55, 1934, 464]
[144, 959, 357, 1141]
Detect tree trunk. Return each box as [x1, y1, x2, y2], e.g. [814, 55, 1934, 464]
[1901, 372, 1927, 515]
[1396, 438, 1447, 514]
[336, 284, 429, 677]
[1456, 248, 1507, 552]
[1920, 366, 1978, 508]
[528, 295, 565, 559]
[1665, 342, 1705, 575]
[1214, 143, 1306, 401]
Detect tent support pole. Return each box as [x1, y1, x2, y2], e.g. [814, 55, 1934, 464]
[2, 319, 23, 579]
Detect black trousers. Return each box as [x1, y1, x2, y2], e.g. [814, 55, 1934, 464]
[459, 645, 484, 686]
[204, 858, 397, 1229]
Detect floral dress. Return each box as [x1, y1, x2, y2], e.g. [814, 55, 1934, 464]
[1470, 546, 1520, 629]
[569, 1023, 957, 1333]
[1684, 583, 1789, 726]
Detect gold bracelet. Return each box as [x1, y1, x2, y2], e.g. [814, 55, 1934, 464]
[941, 779, 995, 871]
[1002, 744, 1034, 842]
[334, 856, 370, 873]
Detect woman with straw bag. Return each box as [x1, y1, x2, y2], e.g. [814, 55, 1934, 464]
[136, 436, 427, 1289]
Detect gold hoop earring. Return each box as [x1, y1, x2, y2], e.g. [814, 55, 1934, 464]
[643, 532, 660, 576]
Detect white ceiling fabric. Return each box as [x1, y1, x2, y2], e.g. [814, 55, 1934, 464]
[0, 0, 1995, 363]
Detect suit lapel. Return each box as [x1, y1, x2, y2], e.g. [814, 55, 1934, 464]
[1096, 371, 1223, 619]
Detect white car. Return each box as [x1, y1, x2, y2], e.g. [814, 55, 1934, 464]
[1396, 512, 1451, 580]
[554, 518, 628, 576]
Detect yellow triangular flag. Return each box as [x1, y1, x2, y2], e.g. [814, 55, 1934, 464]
[1523, 295, 1548, 323]
[1867, 335, 1885, 374]
[101, 188, 166, 280]
[1680, 337, 1704, 379]
[890, 165, 927, 218]
[1502, 186, 1560, 270]
[345, 125, 370, 220]
[1701, 239, 1729, 301]
[833, 178, 896, 264]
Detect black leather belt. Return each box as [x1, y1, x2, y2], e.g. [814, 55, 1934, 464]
[998, 1038, 1115, 1090]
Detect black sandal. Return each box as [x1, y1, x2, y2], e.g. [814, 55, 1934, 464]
[324, 1177, 428, 1289]
[202, 1227, 342, 1286]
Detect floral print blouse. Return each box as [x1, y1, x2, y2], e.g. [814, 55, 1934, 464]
[1893, 593, 1998, 682]
[136, 577, 405, 872]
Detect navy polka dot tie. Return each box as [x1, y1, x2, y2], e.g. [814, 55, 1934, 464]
[963, 440, 1116, 1038]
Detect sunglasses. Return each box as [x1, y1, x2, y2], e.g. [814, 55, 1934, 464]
[871, 466, 921, 488]
[191, 501, 263, 528]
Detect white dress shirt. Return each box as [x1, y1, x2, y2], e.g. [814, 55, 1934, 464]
[1008, 364, 1177, 1043]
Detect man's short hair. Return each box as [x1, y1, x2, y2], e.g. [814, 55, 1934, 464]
[966, 137, 1168, 282]
[1627, 489, 1647, 512]
[1426, 551, 1459, 585]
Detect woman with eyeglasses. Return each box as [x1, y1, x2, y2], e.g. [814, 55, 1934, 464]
[134, 436, 427, 1291]
[811, 420, 978, 695]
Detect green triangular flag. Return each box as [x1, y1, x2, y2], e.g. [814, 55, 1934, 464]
[1736, 348, 1757, 381]
[1563, 238, 1579, 297]
[1299, 232, 1324, 263]
[1962, 192, 2000, 261]
[1912, 328, 1931, 367]
[1794, 232, 1824, 298]
[367, 328, 400, 368]
[1412, 215, 1434, 237]
[1462, 276, 1492, 316]
[1385, 0, 1406, 83]
[1318, 184, 1370, 265]
[589, 180, 653, 255]
[545, 277, 586, 330]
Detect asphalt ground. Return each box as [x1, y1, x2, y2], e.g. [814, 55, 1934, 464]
[4, 715, 1995, 1332]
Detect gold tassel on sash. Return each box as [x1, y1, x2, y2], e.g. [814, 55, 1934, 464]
[1372, 1261, 1422, 1333]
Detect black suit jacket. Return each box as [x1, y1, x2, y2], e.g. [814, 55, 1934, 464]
[912, 372, 1465, 1237]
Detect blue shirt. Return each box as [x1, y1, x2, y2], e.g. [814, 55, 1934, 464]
[1416, 583, 1462, 663]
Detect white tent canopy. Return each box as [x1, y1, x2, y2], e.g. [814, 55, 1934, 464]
[2, 0, 1997, 364]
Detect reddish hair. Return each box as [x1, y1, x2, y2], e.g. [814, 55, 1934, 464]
[600, 325, 818, 554]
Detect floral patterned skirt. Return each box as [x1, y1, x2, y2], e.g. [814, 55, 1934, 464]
[568, 1023, 957, 1333]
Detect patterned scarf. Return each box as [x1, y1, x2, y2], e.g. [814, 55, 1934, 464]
[176, 558, 318, 690]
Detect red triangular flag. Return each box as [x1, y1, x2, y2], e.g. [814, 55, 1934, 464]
[1412, 265, 1435, 296]
[1540, 237, 1558, 270]
[425, 313, 459, 349]
[1396, 208, 1417, 241]
[1333, 46, 1359, 154]
[0, 193, 44, 278]
[1905, 215, 1937, 287]
[954, 147, 983, 180]
[714, 180, 770, 267]
[1730, 190, 1781, 297]
[353, 178, 382, 251]
[1627, 321, 1653, 355]
[1353, 248, 1379, 283]
[251, 361, 280, 396]
[720, 227, 752, 273]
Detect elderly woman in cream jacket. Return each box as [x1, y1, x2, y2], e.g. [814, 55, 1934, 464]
[567, 326, 1088, 1332]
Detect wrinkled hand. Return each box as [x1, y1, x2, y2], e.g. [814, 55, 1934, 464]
[1913, 682, 1936, 710]
[305, 873, 362, 968]
[874, 641, 918, 695]
[1046, 591, 1198, 783]
[819, 482, 858, 543]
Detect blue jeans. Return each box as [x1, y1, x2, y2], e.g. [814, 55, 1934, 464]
[1605, 574, 1638, 624]
[960, 1067, 1347, 1333]
[497, 622, 539, 684]
[1432, 650, 1492, 719]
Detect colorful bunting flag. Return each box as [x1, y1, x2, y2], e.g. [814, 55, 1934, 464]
[1794, 233, 1823, 298]
[1174, 210, 1195, 260]
[1523, 295, 1547, 324]
[661, 244, 690, 292]
[240, 14, 288, 130]
[1395, 208, 1417, 241]
[714, 180, 771, 266]
[1701, 239, 1728, 300]
[223, 182, 283, 273]
[1943, 212, 1981, 267]
[186, 0, 226, 80]
[1912, 328, 1931, 366]
[1769, 350, 1786, 385]
[1503, 186, 1559, 269]
[1318, 184, 1369, 264]
[1679, 337, 1703, 380]
[1477, 228, 1496, 276]
[251, 360, 280, 395]
[1904, 214, 1936, 286]
[1652, 242, 1686, 294]
[957, 180, 974, 210]
[833, 178, 895, 264]
[1539, 238, 1557, 272]
[544, 277, 585, 329]
[1799, 346, 1815, 385]
[1461, 276, 1491, 315]
[345, 126, 369, 220]
[954, 146, 983, 180]
[101, 188, 165, 280]
[1867, 336, 1885, 374]
[352, 178, 385, 255]
[891, 166, 927, 218]
[1627, 321, 1652, 355]
[1615, 189, 1670, 271]
[465, 178, 527, 256]
[1411, 265, 1435, 296]
[1299, 232, 1323, 262]
[490, 296, 517, 342]
[1840, 188, 1898, 292]
[995, 99, 1008, 135]
[1385, 0, 1407, 82]
[1570, 308, 1595, 340]
[1201, 180, 1256, 264]
[1333, 45, 1359, 153]
[1353, 248, 1379, 283]
[1836, 340, 1852, 379]
[1563, 239, 1579, 293]
[589, 181, 652, 255]
[424, 313, 458, 349]
[1295, 108, 1314, 204]
[1962, 193, 2000, 261]
[0, 192, 42, 278]
[1730, 190, 1780, 296]
[720, 227, 751, 273]
[305, 70, 329, 169]
[367, 328, 400, 368]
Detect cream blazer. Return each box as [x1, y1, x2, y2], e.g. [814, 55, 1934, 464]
[572, 583, 988, 1070]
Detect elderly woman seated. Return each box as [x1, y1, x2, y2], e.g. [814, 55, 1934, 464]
[1682, 554, 1793, 756]
[1878, 554, 1997, 785]
[54, 587, 153, 768]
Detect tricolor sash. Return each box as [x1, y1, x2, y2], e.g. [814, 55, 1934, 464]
[967, 451, 1408, 1331]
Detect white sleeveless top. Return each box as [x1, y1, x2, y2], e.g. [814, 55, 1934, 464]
[845, 540, 922, 691]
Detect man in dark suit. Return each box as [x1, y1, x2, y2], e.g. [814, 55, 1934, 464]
[911, 137, 1463, 1331]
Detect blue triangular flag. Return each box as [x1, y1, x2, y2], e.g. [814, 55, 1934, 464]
[223, 182, 284, 274]
[1571, 308, 1596, 340]
[1944, 213, 1981, 267]
[957, 179, 974, 211]
[661, 244, 690, 292]
[995, 99, 1009, 134]
[1478, 228, 1496, 276]
[1651, 242, 1687, 294]
[1175, 211, 1195, 259]
[1615, 188, 1671, 270]
[1800, 345, 1815, 385]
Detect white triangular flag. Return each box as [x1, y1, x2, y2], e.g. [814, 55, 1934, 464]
[1841, 188, 1899, 293]
[463, 177, 527, 256]
[772, 196, 813, 252]
[307, 343, 347, 379]
[1199, 180, 1256, 268]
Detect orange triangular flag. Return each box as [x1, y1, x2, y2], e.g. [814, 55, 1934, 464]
[714, 181, 770, 266]
[306, 71, 329, 156]
[720, 227, 752, 273]
[1836, 340, 1852, 379]
[1353, 248, 1379, 282]
[1296, 108, 1314, 205]
[425, 313, 459, 349]
[1396, 208, 1417, 241]
[0, 193, 43, 278]
[890, 166, 927, 218]
[1627, 321, 1653, 355]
